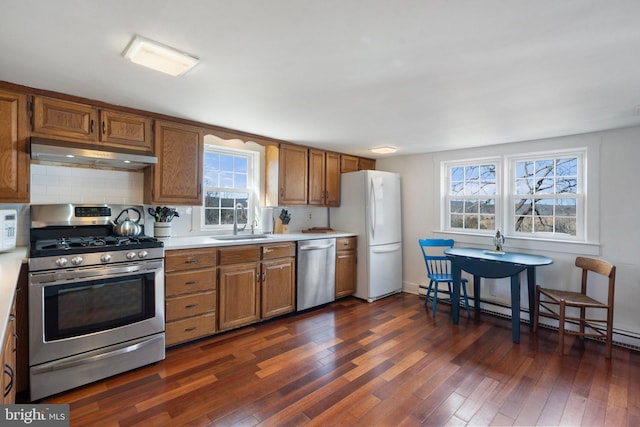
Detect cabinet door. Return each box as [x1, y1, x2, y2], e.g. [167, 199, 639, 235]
[0, 89, 29, 202]
[32, 96, 99, 142]
[145, 120, 203, 205]
[261, 257, 295, 319]
[308, 149, 325, 206]
[99, 110, 153, 152]
[278, 145, 308, 205]
[335, 250, 357, 298]
[218, 263, 260, 331]
[359, 157, 376, 170]
[325, 152, 341, 207]
[1, 307, 16, 404]
[340, 155, 359, 173]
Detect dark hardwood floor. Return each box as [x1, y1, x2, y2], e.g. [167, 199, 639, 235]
[43, 293, 640, 426]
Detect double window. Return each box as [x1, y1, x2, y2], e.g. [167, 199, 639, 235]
[444, 149, 585, 241]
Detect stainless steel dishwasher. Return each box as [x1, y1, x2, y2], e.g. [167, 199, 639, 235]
[297, 238, 336, 311]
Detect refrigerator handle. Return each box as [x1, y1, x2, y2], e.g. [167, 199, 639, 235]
[371, 243, 402, 253]
[369, 177, 376, 239]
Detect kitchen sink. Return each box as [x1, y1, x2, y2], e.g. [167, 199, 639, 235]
[211, 234, 271, 241]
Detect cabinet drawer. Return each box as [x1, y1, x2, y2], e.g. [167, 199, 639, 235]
[262, 242, 296, 259]
[166, 291, 216, 322]
[165, 269, 216, 297]
[218, 245, 261, 265]
[336, 237, 357, 250]
[166, 313, 216, 347]
[165, 248, 217, 272]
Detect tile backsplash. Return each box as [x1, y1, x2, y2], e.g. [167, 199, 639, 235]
[30, 164, 144, 204]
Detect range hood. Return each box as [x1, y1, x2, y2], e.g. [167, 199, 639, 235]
[30, 137, 157, 170]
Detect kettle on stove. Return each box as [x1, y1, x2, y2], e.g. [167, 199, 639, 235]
[112, 208, 142, 237]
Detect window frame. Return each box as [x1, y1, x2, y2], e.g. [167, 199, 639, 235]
[506, 149, 585, 241]
[443, 158, 502, 235]
[200, 144, 260, 231]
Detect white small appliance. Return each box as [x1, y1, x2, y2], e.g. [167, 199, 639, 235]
[330, 170, 403, 302]
[0, 209, 17, 252]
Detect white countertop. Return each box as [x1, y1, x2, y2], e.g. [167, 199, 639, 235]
[162, 232, 356, 250]
[0, 247, 27, 345]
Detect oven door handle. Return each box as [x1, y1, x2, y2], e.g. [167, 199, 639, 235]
[30, 335, 164, 374]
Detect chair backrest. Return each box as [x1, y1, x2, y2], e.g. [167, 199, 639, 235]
[418, 238, 455, 277]
[576, 256, 616, 306]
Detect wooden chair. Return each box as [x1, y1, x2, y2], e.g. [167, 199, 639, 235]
[534, 256, 616, 358]
[418, 238, 471, 317]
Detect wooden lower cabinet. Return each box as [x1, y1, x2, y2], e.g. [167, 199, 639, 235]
[218, 242, 296, 332]
[164, 248, 217, 347]
[335, 237, 357, 298]
[1, 297, 16, 404]
[218, 263, 261, 331]
[261, 257, 295, 319]
[165, 242, 297, 343]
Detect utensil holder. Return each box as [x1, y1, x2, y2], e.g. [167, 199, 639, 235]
[154, 222, 171, 238]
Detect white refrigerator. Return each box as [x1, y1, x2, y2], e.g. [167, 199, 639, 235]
[330, 170, 403, 302]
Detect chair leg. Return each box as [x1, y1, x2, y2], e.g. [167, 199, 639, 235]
[425, 281, 434, 307]
[533, 285, 540, 333]
[579, 307, 586, 340]
[606, 307, 613, 359]
[432, 284, 438, 317]
[559, 300, 566, 355]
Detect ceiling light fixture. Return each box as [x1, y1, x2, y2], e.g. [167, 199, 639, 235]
[122, 35, 199, 77]
[370, 146, 397, 154]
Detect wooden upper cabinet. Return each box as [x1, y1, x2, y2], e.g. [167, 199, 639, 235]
[99, 110, 152, 152]
[266, 144, 308, 206]
[144, 120, 203, 205]
[32, 96, 99, 142]
[341, 154, 376, 173]
[325, 152, 340, 206]
[309, 149, 340, 207]
[0, 89, 29, 202]
[340, 155, 359, 173]
[308, 149, 326, 206]
[32, 96, 153, 152]
[359, 157, 376, 171]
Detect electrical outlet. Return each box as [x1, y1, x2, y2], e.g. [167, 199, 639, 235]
[307, 212, 312, 220]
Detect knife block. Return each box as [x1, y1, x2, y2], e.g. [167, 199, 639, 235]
[274, 218, 288, 234]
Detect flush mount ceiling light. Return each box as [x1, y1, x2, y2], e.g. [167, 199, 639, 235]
[122, 35, 199, 77]
[370, 146, 397, 154]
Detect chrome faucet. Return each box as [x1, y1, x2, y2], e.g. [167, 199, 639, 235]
[233, 203, 246, 235]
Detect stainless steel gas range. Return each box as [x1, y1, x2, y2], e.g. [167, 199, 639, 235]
[28, 204, 165, 401]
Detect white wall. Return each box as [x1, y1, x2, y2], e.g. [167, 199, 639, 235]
[377, 126, 640, 348]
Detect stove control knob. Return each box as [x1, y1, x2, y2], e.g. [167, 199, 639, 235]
[71, 256, 83, 266]
[100, 254, 112, 263]
[138, 250, 148, 259]
[126, 251, 137, 260]
[55, 258, 68, 267]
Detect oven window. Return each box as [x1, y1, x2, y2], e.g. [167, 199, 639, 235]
[43, 273, 156, 341]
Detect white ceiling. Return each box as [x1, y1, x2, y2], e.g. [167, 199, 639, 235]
[2, 1, 640, 158]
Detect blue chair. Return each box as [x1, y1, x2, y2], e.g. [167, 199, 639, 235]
[419, 238, 471, 317]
